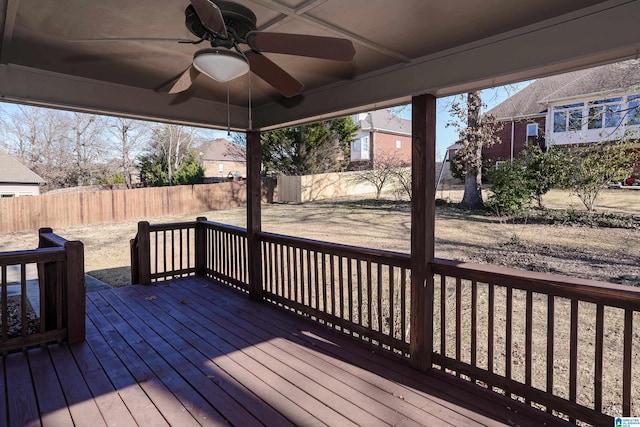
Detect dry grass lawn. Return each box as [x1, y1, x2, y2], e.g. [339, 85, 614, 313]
[1, 188, 638, 289]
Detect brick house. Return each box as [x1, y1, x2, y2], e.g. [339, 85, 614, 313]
[198, 138, 246, 182]
[449, 60, 640, 169]
[350, 109, 412, 168]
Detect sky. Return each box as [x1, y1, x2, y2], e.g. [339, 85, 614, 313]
[390, 82, 532, 161]
[1, 81, 531, 161]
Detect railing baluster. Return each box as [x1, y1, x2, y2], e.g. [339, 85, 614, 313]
[2, 266, 7, 340]
[313, 251, 320, 311]
[401, 268, 407, 344]
[389, 266, 395, 340]
[570, 299, 578, 410]
[306, 249, 313, 309]
[330, 255, 336, 317]
[338, 257, 345, 320]
[377, 263, 382, 334]
[488, 282, 494, 374]
[321, 253, 327, 313]
[455, 276, 461, 368]
[623, 309, 633, 416]
[170, 229, 175, 275]
[441, 275, 446, 357]
[506, 286, 512, 383]
[525, 290, 533, 393]
[471, 280, 477, 368]
[594, 303, 604, 413]
[21, 264, 27, 337]
[366, 261, 372, 329]
[546, 295, 555, 412]
[347, 257, 353, 322]
[357, 260, 362, 327]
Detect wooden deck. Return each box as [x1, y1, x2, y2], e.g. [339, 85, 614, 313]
[0, 277, 573, 426]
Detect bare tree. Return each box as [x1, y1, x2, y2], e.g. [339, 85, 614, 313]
[68, 112, 106, 186]
[351, 153, 407, 199]
[449, 91, 503, 209]
[146, 123, 197, 186]
[0, 105, 74, 189]
[103, 116, 149, 188]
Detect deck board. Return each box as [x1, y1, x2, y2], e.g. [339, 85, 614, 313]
[0, 277, 574, 426]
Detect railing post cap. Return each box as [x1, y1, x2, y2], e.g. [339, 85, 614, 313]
[196, 216, 207, 222]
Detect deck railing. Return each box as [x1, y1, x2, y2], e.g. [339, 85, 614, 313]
[131, 218, 638, 424]
[260, 232, 411, 355]
[430, 258, 639, 425]
[0, 228, 85, 352]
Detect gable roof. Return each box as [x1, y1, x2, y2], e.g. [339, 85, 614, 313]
[0, 152, 45, 185]
[197, 139, 246, 163]
[487, 60, 640, 120]
[358, 110, 411, 136]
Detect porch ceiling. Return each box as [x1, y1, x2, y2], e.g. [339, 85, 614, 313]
[0, 0, 638, 130]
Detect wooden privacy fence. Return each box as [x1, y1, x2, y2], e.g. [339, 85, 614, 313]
[131, 218, 640, 424]
[0, 182, 246, 232]
[0, 228, 85, 353]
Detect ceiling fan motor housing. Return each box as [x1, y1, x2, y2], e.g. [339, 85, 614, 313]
[186, 0, 257, 44]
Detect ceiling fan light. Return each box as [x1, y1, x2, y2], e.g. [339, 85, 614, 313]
[193, 49, 250, 83]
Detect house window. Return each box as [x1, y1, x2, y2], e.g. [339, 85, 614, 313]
[396, 140, 402, 149]
[588, 97, 622, 129]
[526, 123, 538, 137]
[353, 140, 361, 151]
[627, 95, 640, 125]
[553, 103, 583, 132]
[361, 136, 370, 159]
[218, 163, 224, 173]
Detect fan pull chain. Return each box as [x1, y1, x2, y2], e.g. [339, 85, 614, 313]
[226, 84, 231, 136]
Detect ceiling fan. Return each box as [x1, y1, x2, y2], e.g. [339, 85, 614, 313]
[164, 0, 356, 98]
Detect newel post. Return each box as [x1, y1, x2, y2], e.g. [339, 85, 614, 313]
[195, 216, 208, 276]
[410, 94, 436, 371]
[38, 227, 57, 331]
[246, 130, 263, 301]
[64, 240, 86, 344]
[137, 221, 151, 285]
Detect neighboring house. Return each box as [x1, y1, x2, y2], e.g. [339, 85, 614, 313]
[350, 110, 412, 167]
[0, 151, 45, 197]
[198, 138, 246, 181]
[449, 60, 640, 166]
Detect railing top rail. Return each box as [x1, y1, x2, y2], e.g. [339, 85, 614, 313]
[0, 247, 66, 266]
[431, 258, 640, 308]
[39, 230, 69, 248]
[259, 231, 411, 267]
[148, 221, 197, 232]
[202, 221, 248, 236]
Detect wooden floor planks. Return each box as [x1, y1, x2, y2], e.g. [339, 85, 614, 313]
[0, 277, 574, 426]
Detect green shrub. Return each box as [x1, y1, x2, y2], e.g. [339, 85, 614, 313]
[486, 161, 533, 216]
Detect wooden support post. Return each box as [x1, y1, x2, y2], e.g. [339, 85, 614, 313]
[195, 216, 208, 277]
[137, 221, 151, 285]
[64, 240, 85, 344]
[246, 130, 263, 301]
[410, 94, 437, 371]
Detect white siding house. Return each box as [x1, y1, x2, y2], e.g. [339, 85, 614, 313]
[0, 151, 45, 197]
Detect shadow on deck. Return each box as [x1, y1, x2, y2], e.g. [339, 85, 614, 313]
[0, 276, 571, 426]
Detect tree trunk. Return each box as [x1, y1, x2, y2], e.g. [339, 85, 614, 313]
[460, 91, 484, 209]
[461, 166, 483, 208]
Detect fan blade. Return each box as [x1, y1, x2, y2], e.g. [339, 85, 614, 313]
[168, 65, 200, 94]
[68, 37, 193, 43]
[190, 0, 228, 38]
[246, 52, 304, 98]
[247, 32, 355, 62]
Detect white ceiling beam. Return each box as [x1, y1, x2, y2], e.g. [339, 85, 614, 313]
[1, 0, 19, 64]
[252, 0, 640, 130]
[0, 64, 250, 130]
[251, 0, 410, 63]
